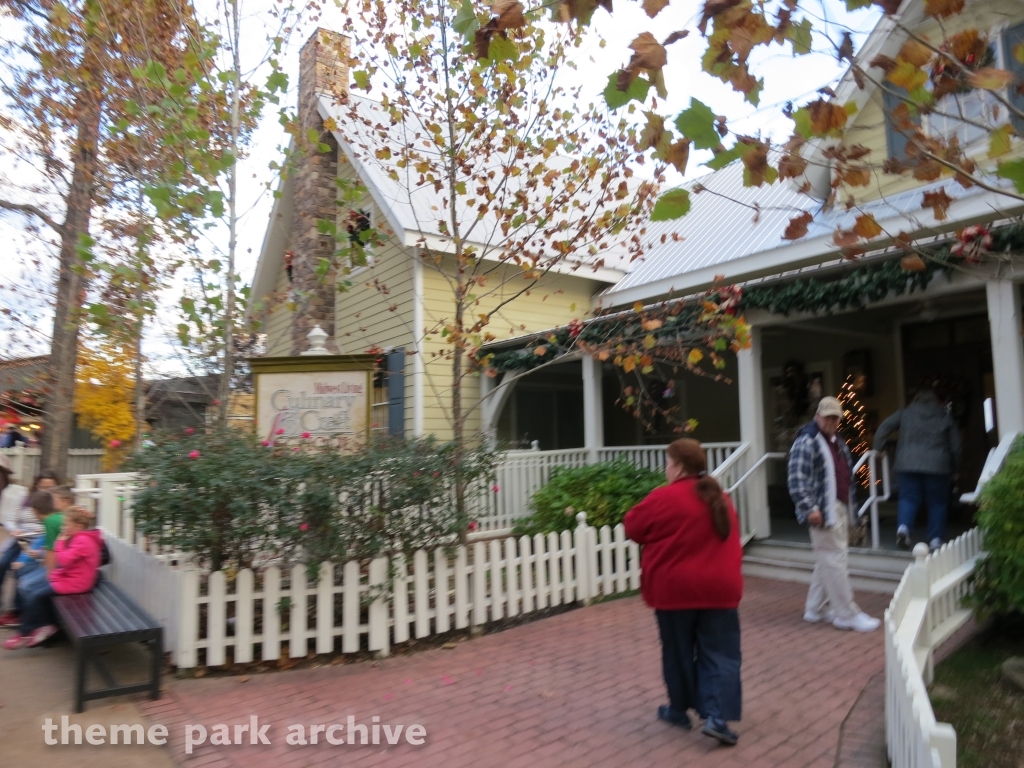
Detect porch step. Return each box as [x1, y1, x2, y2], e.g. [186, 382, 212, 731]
[742, 539, 912, 594]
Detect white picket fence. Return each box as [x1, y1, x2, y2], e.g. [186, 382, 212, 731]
[885, 528, 983, 768]
[1, 446, 105, 484]
[105, 512, 638, 669]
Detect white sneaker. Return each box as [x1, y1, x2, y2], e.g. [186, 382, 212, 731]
[803, 608, 836, 623]
[929, 538, 942, 552]
[833, 612, 881, 633]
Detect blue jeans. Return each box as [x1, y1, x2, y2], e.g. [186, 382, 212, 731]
[897, 472, 950, 543]
[0, 539, 20, 586]
[14, 564, 48, 615]
[19, 578, 56, 634]
[655, 608, 742, 723]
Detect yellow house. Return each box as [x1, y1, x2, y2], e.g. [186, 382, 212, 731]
[250, 29, 627, 444]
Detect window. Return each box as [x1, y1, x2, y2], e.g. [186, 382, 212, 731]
[370, 349, 405, 437]
[883, 86, 922, 161]
[1003, 22, 1024, 133]
[926, 40, 1003, 148]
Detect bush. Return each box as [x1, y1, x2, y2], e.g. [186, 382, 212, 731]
[126, 427, 498, 573]
[514, 458, 664, 536]
[971, 443, 1024, 618]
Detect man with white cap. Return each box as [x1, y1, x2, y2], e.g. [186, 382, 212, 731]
[787, 397, 880, 632]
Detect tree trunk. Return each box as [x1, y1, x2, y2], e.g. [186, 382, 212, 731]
[217, 0, 241, 424]
[41, 86, 103, 481]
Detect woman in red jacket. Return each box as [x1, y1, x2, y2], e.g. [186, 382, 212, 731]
[623, 438, 743, 746]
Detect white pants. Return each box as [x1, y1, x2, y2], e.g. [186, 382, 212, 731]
[806, 501, 861, 621]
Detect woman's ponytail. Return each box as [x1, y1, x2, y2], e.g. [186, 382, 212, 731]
[667, 439, 732, 541]
[696, 473, 731, 541]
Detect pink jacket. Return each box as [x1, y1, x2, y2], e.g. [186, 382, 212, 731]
[50, 529, 102, 595]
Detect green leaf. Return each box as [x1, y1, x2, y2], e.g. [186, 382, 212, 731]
[674, 99, 720, 151]
[353, 70, 371, 90]
[786, 18, 813, 55]
[845, 0, 873, 7]
[485, 36, 519, 64]
[603, 74, 651, 110]
[997, 158, 1024, 192]
[453, 0, 480, 38]
[704, 144, 746, 170]
[266, 70, 288, 93]
[792, 107, 813, 139]
[651, 188, 692, 221]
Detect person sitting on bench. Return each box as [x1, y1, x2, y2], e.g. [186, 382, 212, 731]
[3, 506, 102, 650]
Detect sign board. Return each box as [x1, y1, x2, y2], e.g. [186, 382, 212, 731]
[249, 355, 377, 450]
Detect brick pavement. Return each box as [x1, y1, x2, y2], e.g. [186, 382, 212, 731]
[141, 577, 890, 768]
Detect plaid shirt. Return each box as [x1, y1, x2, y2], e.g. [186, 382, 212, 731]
[787, 422, 854, 527]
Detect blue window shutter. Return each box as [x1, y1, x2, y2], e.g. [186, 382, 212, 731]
[882, 86, 921, 161]
[387, 349, 405, 437]
[1002, 22, 1024, 133]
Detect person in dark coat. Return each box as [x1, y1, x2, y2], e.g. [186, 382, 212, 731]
[874, 387, 961, 551]
[624, 438, 744, 746]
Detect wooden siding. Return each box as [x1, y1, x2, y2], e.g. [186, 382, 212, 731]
[418, 257, 606, 440]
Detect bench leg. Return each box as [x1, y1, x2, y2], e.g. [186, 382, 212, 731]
[150, 632, 162, 701]
[74, 645, 86, 714]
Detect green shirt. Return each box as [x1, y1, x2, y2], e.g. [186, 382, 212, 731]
[43, 513, 64, 551]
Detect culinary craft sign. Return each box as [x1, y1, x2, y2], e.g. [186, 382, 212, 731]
[250, 355, 376, 448]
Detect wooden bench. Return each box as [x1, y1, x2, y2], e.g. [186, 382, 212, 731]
[52, 579, 163, 713]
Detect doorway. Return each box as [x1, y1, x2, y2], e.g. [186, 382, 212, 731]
[900, 313, 995, 495]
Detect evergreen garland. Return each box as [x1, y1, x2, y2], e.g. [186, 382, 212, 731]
[479, 224, 1024, 373]
[740, 222, 1024, 316]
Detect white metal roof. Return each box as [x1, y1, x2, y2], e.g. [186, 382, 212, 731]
[605, 158, 818, 298]
[319, 93, 632, 282]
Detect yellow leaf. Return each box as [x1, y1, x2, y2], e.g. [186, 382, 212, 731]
[989, 124, 1014, 158]
[853, 213, 882, 239]
[968, 68, 1015, 90]
[643, 334, 657, 349]
[897, 40, 932, 68]
[633, 301, 644, 313]
[886, 60, 927, 91]
[687, 348, 704, 366]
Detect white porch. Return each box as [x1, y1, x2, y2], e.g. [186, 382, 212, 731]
[479, 269, 1024, 556]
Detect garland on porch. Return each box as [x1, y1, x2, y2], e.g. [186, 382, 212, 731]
[739, 222, 1024, 316]
[478, 224, 1024, 374]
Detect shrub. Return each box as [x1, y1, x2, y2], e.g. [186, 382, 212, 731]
[514, 458, 664, 536]
[971, 443, 1024, 618]
[126, 427, 498, 572]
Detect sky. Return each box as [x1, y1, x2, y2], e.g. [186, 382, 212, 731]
[0, 0, 882, 376]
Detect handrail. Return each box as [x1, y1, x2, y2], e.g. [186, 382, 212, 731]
[853, 450, 891, 549]
[709, 442, 750, 480]
[959, 430, 1019, 504]
[724, 451, 786, 494]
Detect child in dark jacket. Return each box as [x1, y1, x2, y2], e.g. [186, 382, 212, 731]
[3, 506, 102, 649]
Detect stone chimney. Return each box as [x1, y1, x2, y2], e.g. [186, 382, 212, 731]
[289, 28, 350, 355]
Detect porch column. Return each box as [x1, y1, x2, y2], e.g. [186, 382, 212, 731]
[582, 355, 604, 464]
[986, 280, 1024, 437]
[737, 326, 770, 539]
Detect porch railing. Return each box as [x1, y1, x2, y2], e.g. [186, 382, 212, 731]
[1, 446, 105, 484]
[472, 441, 744, 536]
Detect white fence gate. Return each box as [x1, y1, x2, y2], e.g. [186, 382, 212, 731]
[1, 447, 105, 484]
[885, 529, 983, 768]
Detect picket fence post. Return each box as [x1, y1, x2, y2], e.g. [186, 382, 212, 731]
[368, 557, 390, 657]
[574, 512, 592, 605]
[176, 566, 199, 669]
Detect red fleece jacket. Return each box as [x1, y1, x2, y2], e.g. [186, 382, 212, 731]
[50, 528, 102, 595]
[623, 477, 743, 611]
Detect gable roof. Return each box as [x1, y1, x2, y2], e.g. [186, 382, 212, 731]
[317, 93, 630, 282]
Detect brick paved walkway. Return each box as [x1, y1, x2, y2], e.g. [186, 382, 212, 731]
[142, 577, 889, 768]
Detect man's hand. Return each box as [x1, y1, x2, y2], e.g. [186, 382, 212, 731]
[807, 509, 823, 527]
